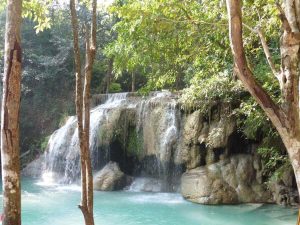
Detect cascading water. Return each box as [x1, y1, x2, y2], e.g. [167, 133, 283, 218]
[39, 91, 182, 191]
[134, 91, 180, 191]
[43, 93, 129, 184]
[159, 102, 178, 189]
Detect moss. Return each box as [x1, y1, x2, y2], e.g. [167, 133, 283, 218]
[99, 128, 112, 146]
[40, 135, 50, 151]
[126, 127, 143, 157]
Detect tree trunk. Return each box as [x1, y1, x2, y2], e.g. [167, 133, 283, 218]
[105, 58, 113, 94]
[283, 137, 300, 191]
[226, 0, 300, 223]
[70, 0, 97, 224]
[131, 72, 135, 92]
[282, 136, 300, 225]
[1, 1, 23, 225]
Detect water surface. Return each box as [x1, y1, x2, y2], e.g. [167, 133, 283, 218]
[0, 178, 297, 225]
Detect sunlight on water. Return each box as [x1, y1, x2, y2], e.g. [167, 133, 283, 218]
[0, 178, 297, 225]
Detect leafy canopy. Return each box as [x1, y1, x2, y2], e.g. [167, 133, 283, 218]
[1, 0, 52, 33]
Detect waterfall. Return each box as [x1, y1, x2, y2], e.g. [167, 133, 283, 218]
[135, 91, 179, 191]
[43, 93, 129, 184]
[38, 91, 182, 191]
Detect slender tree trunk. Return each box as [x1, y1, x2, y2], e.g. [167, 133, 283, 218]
[70, 0, 97, 224]
[1, 1, 23, 225]
[105, 58, 113, 94]
[131, 72, 135, 92]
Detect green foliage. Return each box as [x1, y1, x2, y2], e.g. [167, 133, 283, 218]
[0, 5, 121, 152]
[127, 128, 142, 157]
[106, 0, 230, 91]
[109, 82, 122, 93]
[257, 147, 291, 181]
[23, 0, 52, 33]
[180, 71, 244, 113]
[91, 61, 107, 93]
[104, 1, 290, 185]
[0, 0, 52, 32]
[20, 24, 101, 150]
[236, 100, 275, 140]
[40, 136, 50, 151]
[0, 2, 5, 12]
[0, 9, 76, 152]
[0, 0, 291, 186]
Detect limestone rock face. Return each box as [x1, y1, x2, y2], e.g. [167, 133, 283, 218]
[176, 110, 203, 169]
[139, 94, 178, 162]
[181, 154, 272, 204]
[205, 115, 236, 149]
[97, 107, 136, 147]
[176, 106, 237, 170]
[22, 92, 299, 205]
[180, 167, 238, 204]
[93, 161, 132, 191]
[269, 167, 299, 206]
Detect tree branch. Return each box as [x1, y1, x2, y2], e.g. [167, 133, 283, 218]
[276, 1, 300, 40]
[243, 23, 279, 79]
[276, 2, 292, 33]
[226, 0, 289, 133]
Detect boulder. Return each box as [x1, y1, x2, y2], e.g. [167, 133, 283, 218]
[269, 167, 299, 206]
[269, 182, 299, 206]
[181, 167, 238, 204]
[93, 161, 132, 191]
[181, 154, 273, 204]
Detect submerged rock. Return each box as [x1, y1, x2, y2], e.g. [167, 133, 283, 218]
[181, 154, 272, 204]
[93, 161, 132, 191]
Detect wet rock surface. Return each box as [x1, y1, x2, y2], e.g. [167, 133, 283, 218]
[93, 161, 133, 191]
[23, 92, 298, 205]
[269, 167, 299, 206]
[181, 154, 272, 204]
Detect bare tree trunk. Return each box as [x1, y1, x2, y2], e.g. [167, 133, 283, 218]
[131, 72, 135, 92]
[105, 58, 113, 94]
[226, 0, 300, 223]
[70, 0, 97, 224]
[1, 1, 23, 225]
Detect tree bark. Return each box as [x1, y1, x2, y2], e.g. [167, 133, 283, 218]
[226, 0, 300, 223]
[1, 1, 23, 225]
[105, 58, 113, 94]
[70, 0, 97, 224]
[131, 72, 135, 92]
